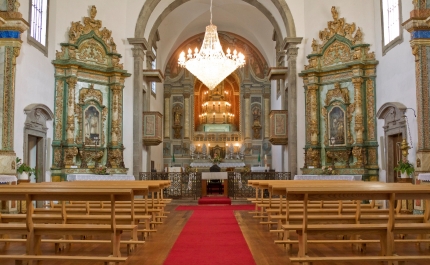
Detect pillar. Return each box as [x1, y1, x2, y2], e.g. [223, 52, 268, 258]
[128, 39, 146, 178]
[244, 92, 251, 140]
[164, 92, 170, 139]
[285, 38, 303, 177]
[184, 92, 190, 139]
[264, 94, 270, 138]
[404, 6, 430, 174]
[66, 77, 77, 144]
[352, 77, 364, 144]
[0, 2, 28, 176]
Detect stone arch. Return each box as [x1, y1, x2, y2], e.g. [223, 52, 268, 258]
[23, 104, 54, 184]
[135, 0, 297, 44]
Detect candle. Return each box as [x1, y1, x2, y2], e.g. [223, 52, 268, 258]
[265, 154, 267, 160]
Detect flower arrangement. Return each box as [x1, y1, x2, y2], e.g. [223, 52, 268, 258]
[321, 165, 335, 175]
[16, 157, 35, 176]
[394, 158, 414, 176]
[212, 154, 222, 164]
[93, 165, 108, 175]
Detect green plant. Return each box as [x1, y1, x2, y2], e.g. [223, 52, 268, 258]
[394, 159, 414, 176]
[16, 157, 35, 176]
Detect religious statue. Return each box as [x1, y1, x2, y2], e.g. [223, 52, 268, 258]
[174, 111, 181, 125]
[84, 106, 100, 143]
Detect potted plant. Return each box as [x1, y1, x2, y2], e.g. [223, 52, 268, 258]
[394, 158, 414, 178]
[16, 157, 35, 180]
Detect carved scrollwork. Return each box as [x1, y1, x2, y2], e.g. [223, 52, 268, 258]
[79, 84, 103, 104]
[366, 79, 376, 140]
[76, 39, 108, 65]
[352, 146, 363, 167]
[326, 150, 351, 166]
[325, 82, 350, 105]
[323, 41, 351, 66]
[55, 80, 64, 140]
[306, 148, 320, 168]
[108, 149, 122, 167]
[64, 147, 79, 166]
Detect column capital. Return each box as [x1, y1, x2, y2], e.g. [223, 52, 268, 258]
[183, 92, 190, 98]
[307, 84, 319, 90]
[164, 92, 171, 99]
[352, 77, 363, 84]
[66, 76, 78, 87]
[127, 38, 149, 50]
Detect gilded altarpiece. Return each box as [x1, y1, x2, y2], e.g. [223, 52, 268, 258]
[300, 7, 379, 180]
[163, 32, 272, 168]
[51, 6, 130, 181]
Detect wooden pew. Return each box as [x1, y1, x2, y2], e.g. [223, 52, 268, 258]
[0, 186, 136, 264]
[283, 183, 430, 264]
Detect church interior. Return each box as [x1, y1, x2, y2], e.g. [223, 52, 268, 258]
[1, 0, 430, 264]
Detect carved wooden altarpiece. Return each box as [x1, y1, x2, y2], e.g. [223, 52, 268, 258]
[299, 7, 379, 181]
[51, 6, 130, 180]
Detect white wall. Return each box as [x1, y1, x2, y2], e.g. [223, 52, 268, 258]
[373, 1, 417, 182]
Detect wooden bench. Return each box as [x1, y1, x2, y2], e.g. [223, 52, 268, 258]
[0, 254, 127, 265]
[0, 186, 136, 263]
[289, 255, 430, 264]
[283, 183, 430, 262]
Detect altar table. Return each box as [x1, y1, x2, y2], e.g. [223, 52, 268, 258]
[201, 172, 228, 197]
[67, 174, 135, 181]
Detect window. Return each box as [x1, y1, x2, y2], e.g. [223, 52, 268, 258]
[381, 0, 402, 54]
[151, 47, 157, 96]
[29, 0, 49, 55]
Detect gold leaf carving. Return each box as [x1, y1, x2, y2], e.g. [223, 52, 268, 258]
[79, 84, 103, 104]
[325, 82, 349, 105]
[366, 79, 375, 140]
[76, 39, 108, 66]
[322, 41, 351, 66]
[55, 80, 64, 140]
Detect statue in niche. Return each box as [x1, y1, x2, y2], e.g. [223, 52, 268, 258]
[84, 106, 101, 145]
[174, 110, 181, 125]
[329, 106, 346, 146]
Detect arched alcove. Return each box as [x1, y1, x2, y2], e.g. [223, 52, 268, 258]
[377, 102, 408, 183]
[23, 104, 54, 183]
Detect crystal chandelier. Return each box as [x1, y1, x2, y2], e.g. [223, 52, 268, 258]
[178, 0, 245, 90]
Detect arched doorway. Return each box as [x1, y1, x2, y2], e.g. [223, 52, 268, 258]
[23, 104, 54, 183]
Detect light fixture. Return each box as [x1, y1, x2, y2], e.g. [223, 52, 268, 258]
[178, 0, 245, 90]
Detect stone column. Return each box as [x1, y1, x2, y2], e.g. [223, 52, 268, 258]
[0, 5, 28, 176]
[404, 9, 430, 174]
[184, 92, 190, 139]
[264, 94, 270, 138]
[164, 92, 170, 139]
[285, 38, 303, 177]
[352, 77, 364, 144]
[128, 39, 146, 178]
[66, 77, 77, 144]
[244, 92, 251, 140]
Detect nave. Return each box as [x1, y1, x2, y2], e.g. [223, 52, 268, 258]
[2, 200, 429, 265]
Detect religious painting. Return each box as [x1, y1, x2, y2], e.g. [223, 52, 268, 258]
[84, 105, 101, 146]
[173, 145, 182, 155]
[328, 106, 346, 146]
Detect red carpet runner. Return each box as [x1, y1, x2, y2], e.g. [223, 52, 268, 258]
[163, 205, 256, 265]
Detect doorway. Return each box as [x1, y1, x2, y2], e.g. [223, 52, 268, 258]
[27, 135, 45, 183]
[387, 133, 402, 182]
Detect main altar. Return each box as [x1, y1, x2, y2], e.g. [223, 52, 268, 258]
[299, 7, 379, 181]
[162, 31, 273, 171]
